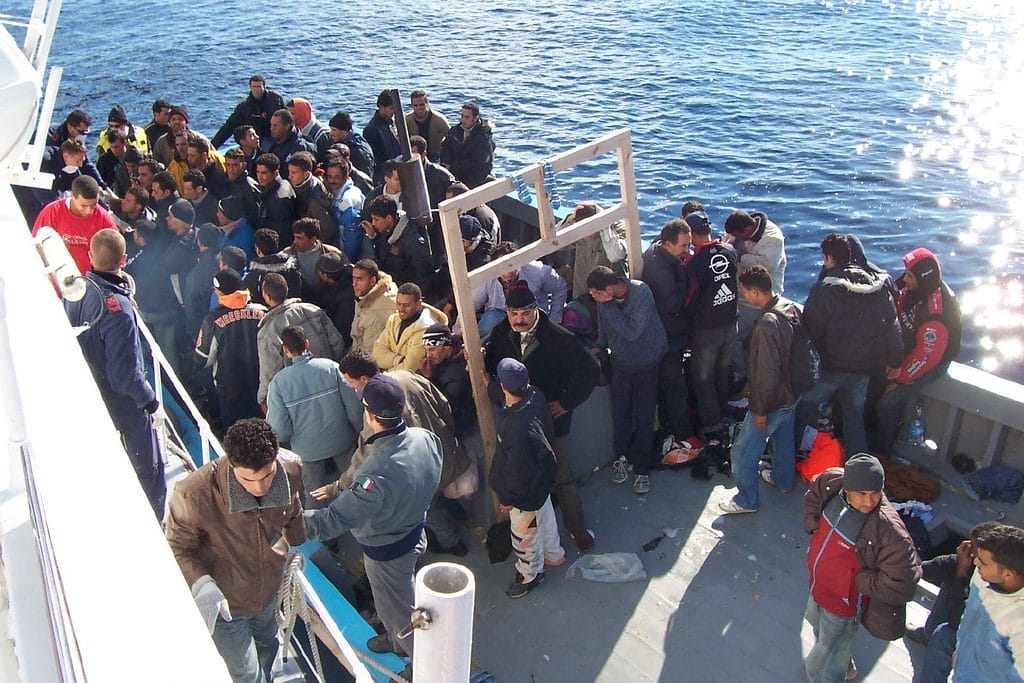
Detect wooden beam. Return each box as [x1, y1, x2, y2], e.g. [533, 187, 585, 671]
[615, 130, 644, 278]
[436, 128, 631, 217]
[440, 128, 640, 523]
[439, 202, 500, 525]
[466, 204, 629, 289]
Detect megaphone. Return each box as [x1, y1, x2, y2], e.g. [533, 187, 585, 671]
[34, 226, 87, 302]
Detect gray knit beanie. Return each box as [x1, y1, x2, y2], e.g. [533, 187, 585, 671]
[843, 453, 885, 492]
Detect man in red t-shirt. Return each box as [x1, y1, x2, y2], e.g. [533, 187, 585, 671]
[32, 175, 116, 275]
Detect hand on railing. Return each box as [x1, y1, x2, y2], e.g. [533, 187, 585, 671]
[150, 405, 168, 431]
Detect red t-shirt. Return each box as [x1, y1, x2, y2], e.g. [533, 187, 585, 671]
[32, 198, 116, 275]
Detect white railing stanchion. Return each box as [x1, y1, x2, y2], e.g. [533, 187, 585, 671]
[412, 562, 475, 683]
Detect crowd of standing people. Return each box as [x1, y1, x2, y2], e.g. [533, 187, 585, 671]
[32, 75, 1020, 683]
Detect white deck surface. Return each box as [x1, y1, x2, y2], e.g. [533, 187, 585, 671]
[451, 388, 927, 682]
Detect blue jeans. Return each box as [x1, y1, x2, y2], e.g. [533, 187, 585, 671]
[610, 362, 660, 475]
[730, 402, 796, 509]
[804, 596, 859, 683]
[478, 308, 507, 342]
[920, 622, 957, 683]
[800, 371, 870, 457]
[211, 595, 278, 683]
[871, 372, 940, 455]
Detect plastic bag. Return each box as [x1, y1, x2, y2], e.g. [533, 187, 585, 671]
[567, 553, 647, 583]
[442, 458, 479, 499]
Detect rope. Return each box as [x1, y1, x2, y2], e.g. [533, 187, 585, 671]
[277, 552, 410, 683]
[542, 161, 563, 210]
[350, 647, 409, 683]
[277, 552, 326, 683]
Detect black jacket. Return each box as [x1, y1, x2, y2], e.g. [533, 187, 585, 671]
[489, 387, 557, 511]
[429, 351, 475, 434]
[194, 299, 267, 400]
[804, 264, 903, 375]
[371, 216, 436, 298]
[261, 127, 316, 170]
[439, 120, 495, 188]
[363, 113, 401, 184]
[243, 252, 304, 306]
[484, 311, 599, 437]
[313, 269, 356, 346]
[684, 240, 738, 330]
[227, 173, 263, 227]
[292, 175, 337, 245]
[342, 131, 375, 179]
[256, 177, 297, 246]
[184, 249, 220, 339]
[211, 89, 286, 147]
[642, 242, 689, 342]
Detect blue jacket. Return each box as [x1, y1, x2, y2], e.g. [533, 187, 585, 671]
[261, 127, 316, 169]
[64, 270, 157, 412]
[594, 279, 667, 371]
[953, 572, 1024, 682]
[266, 354, 363, 462]
[304, 423, 442, 559]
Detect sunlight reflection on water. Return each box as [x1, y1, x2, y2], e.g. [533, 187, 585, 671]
[902, 0, 1024, 377]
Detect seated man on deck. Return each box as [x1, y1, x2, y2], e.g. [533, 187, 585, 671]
[166, 418, 305, 683]
[870, 248, 961, 454]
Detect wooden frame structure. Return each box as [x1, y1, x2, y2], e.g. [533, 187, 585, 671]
[438, 128, 644, 513]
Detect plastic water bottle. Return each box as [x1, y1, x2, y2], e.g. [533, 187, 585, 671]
[907, 401, 926, 446]
[816, 401, 833, 433]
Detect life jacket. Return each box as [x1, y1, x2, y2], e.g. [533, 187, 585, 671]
[796, 432, 844, 482]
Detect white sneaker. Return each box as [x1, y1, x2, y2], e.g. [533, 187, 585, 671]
[718, 499, 757, 515]
[633, 474, 650, 495]
[611, 456, 632, 484]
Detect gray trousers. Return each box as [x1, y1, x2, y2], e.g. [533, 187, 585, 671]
[552, 435, 587, 537]
[426, 493, 462, 547]
[301, 450, 354, 510]
[364, 531, 426, 658]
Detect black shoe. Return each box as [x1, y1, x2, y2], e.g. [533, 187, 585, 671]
[429, 538, 468, 557]
[400, 663, 413, 681]
[366, 633, 397, 654]
[505, 571, 544, 599]
[905, 626, 930, 645]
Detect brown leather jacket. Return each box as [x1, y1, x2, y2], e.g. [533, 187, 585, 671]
[166, 452, 306, 617]
[805, 469, 922, 640]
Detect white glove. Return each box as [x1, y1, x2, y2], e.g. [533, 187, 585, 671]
[151, 405, 168, 431]
[191, 575, 233, 635]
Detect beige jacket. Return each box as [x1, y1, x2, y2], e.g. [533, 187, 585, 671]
[350, 272, 398, 355]
[371, 303, 447, 372]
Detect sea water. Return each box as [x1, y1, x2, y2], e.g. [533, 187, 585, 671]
[21, 0, 1024, 379]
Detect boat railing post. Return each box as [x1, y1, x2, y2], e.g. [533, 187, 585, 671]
[411, 562, 475, 683]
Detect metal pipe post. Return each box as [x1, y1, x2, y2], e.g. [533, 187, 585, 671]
[412, 562, 475, 683]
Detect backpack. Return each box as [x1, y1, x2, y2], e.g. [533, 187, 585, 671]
[771, 301, 819, 397]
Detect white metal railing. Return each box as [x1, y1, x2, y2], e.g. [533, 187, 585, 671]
[0, 275, 84, 682]
[133, 314, 372, 682]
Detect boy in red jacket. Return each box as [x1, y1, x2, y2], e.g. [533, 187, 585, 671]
[804, 453, 921, 681]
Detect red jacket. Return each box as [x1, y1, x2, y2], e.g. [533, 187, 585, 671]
[805, 469, 922, 640]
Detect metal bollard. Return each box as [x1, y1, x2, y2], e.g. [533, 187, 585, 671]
[411, 562, 475, 682]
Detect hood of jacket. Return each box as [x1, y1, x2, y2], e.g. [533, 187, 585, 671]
[358, 271, 397, 308]
[820, 264, 888, 296]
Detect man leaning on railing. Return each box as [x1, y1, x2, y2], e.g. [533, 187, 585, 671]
[165, 418, 306, 683]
